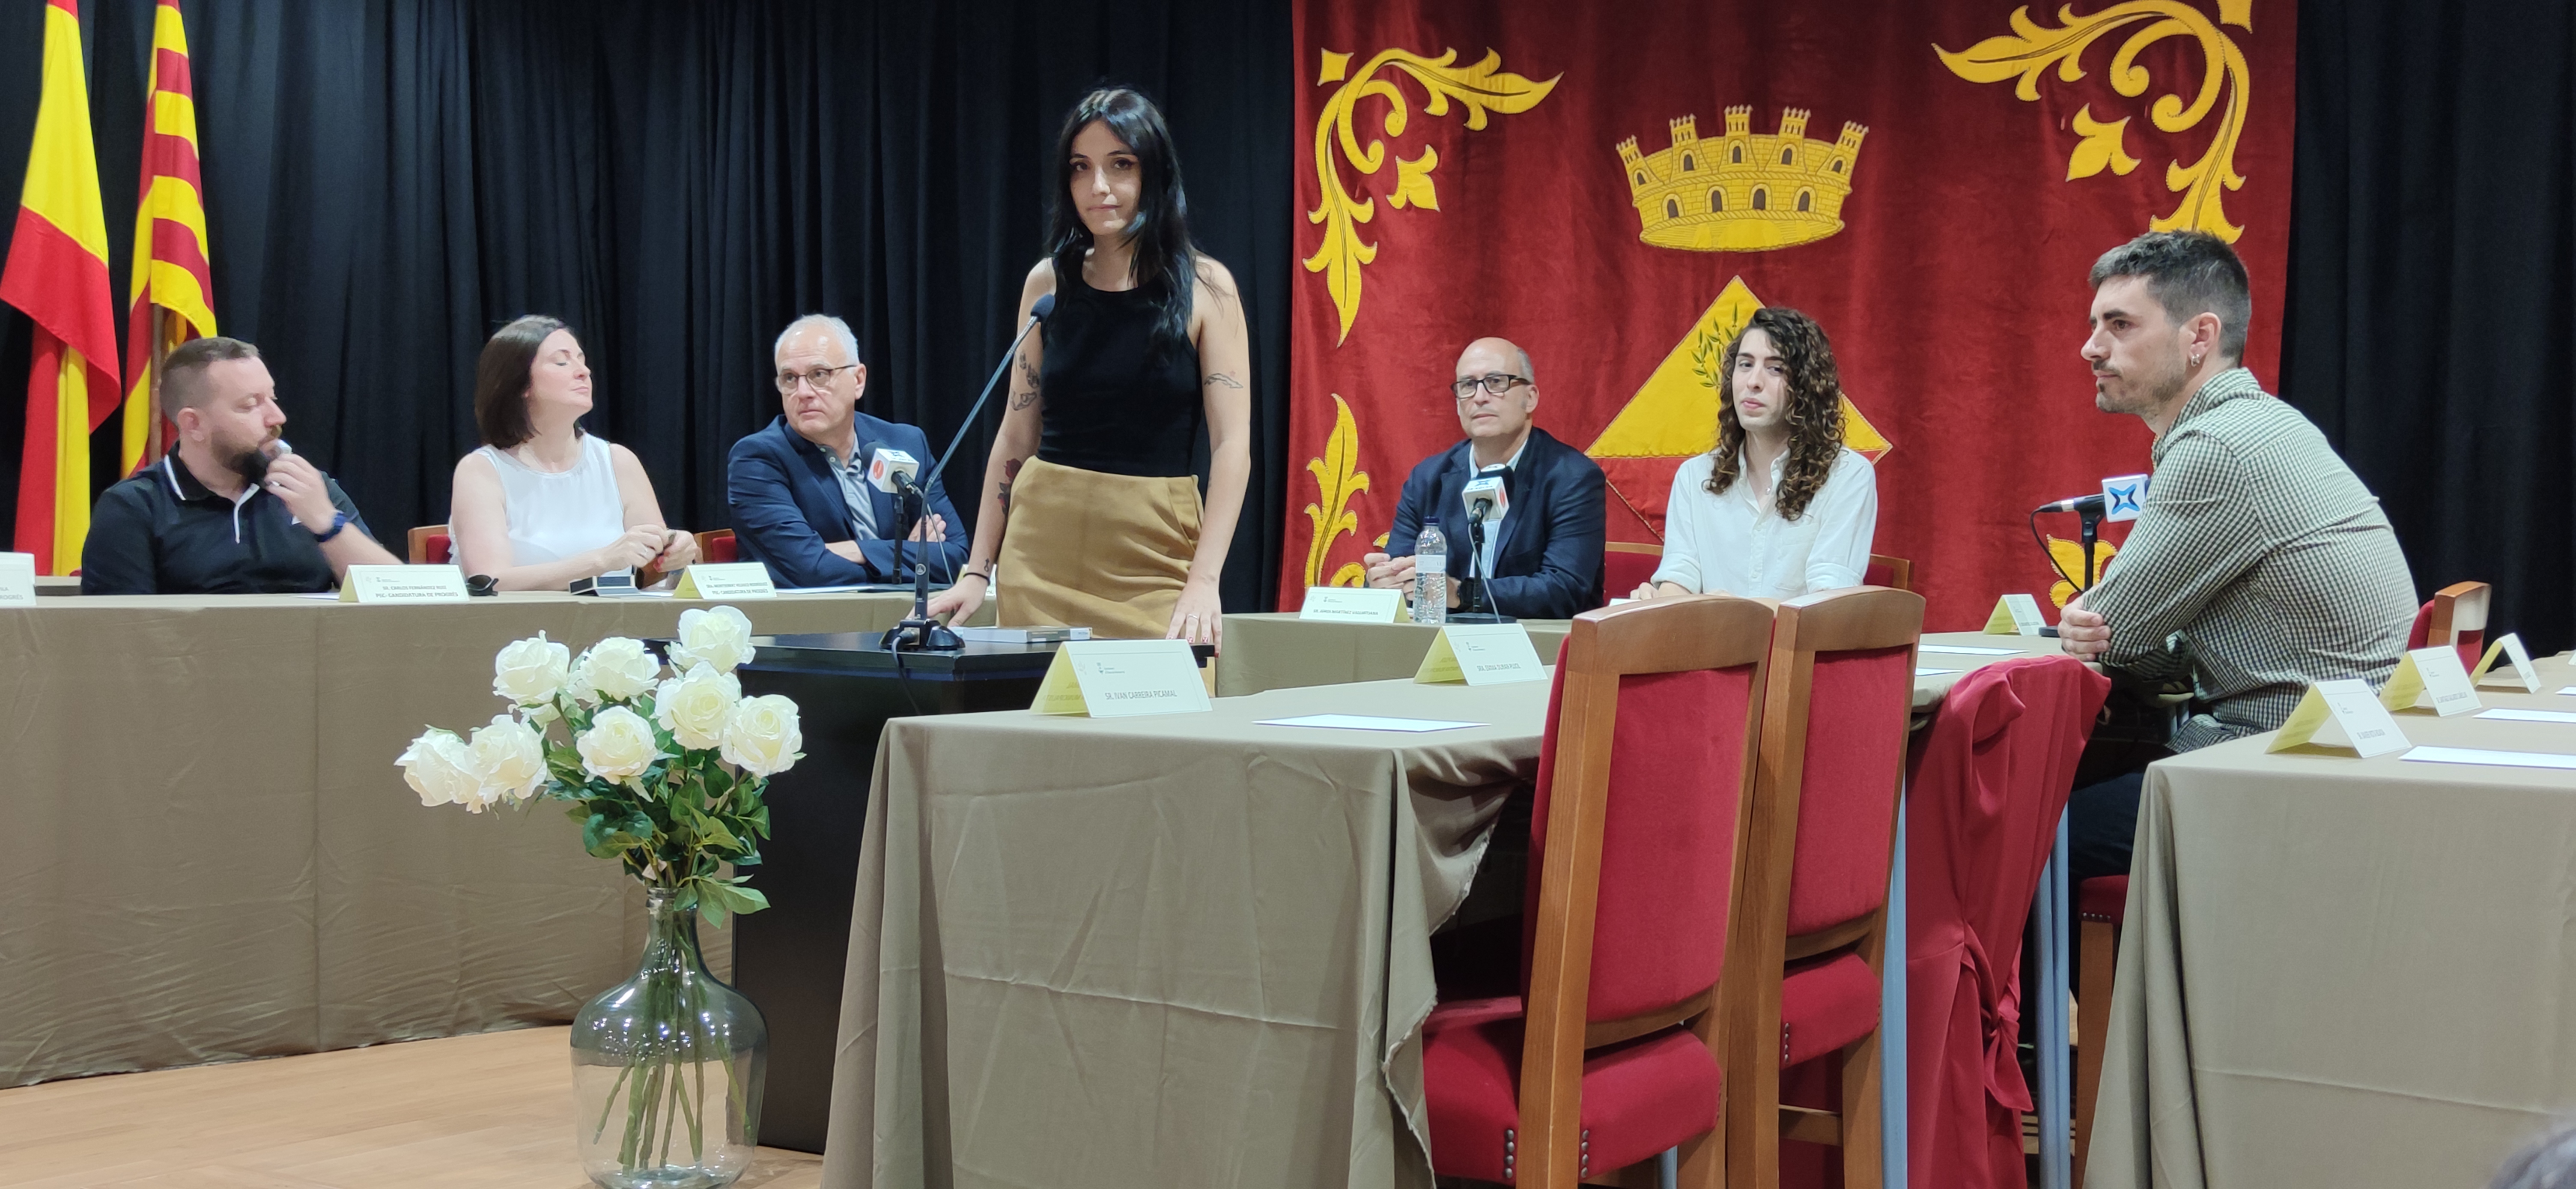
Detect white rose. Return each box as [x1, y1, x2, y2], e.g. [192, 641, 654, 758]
[668, 606, 757, 673]
[720, 694, 804, 777]
[397, 728, 479, 809]
[577, 705, 665, 782]
[491, 633, 572, 706]
[468, 714, 549, 808]
[654, 664, 742, 751]
[573, 637, 662, 705]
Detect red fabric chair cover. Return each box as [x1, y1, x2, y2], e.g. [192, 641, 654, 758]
[2078, 875, 2128, 924]
[1863, 560, 1894, 588]
[2406, 600, 2433, 648]
[702, 530, 738, 564]
[2406, 598, 2486, 672]
[1425, 623, 1760, 1182]
[426, 533, 452, 565]
[1604, 547, 1661, 600]
[1783, 646, 1915, 935]
[1902, 655, 2109, 1189]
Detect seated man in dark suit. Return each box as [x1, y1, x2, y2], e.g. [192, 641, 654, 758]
[1362, 338, 1606, 619]
[727, 314, 968, 587]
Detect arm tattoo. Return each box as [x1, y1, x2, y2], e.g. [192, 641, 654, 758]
[1203, 373, 1244, 391]
[999, 457, 1024, 511]
[1008, 356, 1041, 411]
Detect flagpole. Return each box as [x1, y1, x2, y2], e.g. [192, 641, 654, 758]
[147, 306, 167, 466]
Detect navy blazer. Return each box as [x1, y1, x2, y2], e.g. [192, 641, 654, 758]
[727, 412, 969, 588]
[1387, 426, 1606, 619]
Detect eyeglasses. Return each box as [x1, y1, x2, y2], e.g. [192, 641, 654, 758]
[776, 364, 858, 394]
[1451, 373, 1530, 402]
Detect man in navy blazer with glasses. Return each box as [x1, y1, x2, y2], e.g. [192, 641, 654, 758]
[1363, 337, 1606, 619]
[728, 314, 968, 588]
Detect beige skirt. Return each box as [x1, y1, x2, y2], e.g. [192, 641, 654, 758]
[995, 457, 1202, 640]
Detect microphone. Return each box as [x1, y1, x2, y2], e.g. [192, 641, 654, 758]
[886, 293, 1057, 651]
[865, 446, 921, 494]
[2035, 473, 2150, 520]
[2035, 493, 2107, 515]
[1461, 470, 1509, 526]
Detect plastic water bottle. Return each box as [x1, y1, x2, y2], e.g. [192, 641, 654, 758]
[1413, 518, 1448, 625]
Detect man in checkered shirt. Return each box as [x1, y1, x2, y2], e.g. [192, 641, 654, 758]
[2056, 231, 2418, 881]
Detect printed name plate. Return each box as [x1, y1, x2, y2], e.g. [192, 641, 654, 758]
[1415, 622, 1547, 686]
[1033, 639, 1212, 718]
[338, 564, 471, 604]
[1298, 586, 1405, 623]
[0, 552, 33, 605]
[2269, 677, 2411, 758]
[674, 563, 778, 600]
[2472, 632, 2542, 693]
[2379, 645, 2482, 716]
[1983, 593, 2048, 636]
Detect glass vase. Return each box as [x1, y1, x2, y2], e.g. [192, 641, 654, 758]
[571, 886, 768, 1189]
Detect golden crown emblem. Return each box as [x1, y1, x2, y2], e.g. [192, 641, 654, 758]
[1616, 107, 1867, 252]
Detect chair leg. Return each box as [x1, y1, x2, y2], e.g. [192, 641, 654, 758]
[1677, 1123, 1725, 1189]
[2073, 918, 2117, 1189]
[1658, 1146, 1680, 1189]
[1724, 1024, 1783, 1189]
[1840, 1028, 1883, 1189]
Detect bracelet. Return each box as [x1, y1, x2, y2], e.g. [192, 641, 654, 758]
[310, 511, 350, 544]
[961, 569, 992, 585]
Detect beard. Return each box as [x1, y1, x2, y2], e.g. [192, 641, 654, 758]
[2093, 346, 2191, 416]
[223, 429, 285, 484]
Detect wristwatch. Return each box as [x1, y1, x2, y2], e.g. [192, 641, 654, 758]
[311, 511, 350, 543]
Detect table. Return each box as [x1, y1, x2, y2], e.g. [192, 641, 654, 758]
[0, 589, 984, 1088]
[1215, 612, 1574, 696]
[2088, 652, 2576, 1189]
[821, 630, 2059, 1187]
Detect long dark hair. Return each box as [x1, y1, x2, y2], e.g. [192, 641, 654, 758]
[474, 314, 576, 448]
[1048, 87, 1195, 349]
[1705, 307, 1846, 521]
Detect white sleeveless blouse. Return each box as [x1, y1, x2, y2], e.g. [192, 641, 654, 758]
[478, 435, 628, 566]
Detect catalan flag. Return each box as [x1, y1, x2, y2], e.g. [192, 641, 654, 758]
[3, 0, 122, 574]
[122, 0, 216, 476]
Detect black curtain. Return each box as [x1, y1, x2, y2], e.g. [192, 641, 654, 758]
[2281, 0, 2576, 655]
[0, 0, 1294, 610]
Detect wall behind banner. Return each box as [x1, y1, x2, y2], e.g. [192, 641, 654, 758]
[0, 0, 1294, 610]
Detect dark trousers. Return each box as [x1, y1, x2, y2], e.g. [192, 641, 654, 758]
[2068, 768, 2151, 885]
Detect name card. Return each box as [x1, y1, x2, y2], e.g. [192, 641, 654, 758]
[1415, 622, 1547, 686]
[2379, 645, 2482, 716]
[1298, 586, 1405, 623]
[2269, 678, 2411, 758]
[1033, 639, 1212, 718]
[337, 564, 470, 604]
[0, 552, 34, 605]
[2472, 632, 2542, 693]
[674, 563, 778, 600]
[1983, 593, 2048, 636]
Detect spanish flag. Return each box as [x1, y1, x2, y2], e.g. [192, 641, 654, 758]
[3, 0, 122, 575]
[122, 0, 215, 477]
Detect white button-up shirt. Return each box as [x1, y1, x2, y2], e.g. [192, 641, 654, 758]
[1651, 445, 1877, 598]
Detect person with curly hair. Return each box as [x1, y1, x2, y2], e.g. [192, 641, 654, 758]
[1631, 306, 1878, 600]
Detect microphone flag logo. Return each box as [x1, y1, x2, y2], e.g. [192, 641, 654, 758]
[2101, 474, 2149, 522]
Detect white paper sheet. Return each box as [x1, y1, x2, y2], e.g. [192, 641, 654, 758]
[2401, 746, 2576, 771]
[2475, 708, 2576, 725]
[1919, 643, 2023, 656]
[1256, 714, 1485, 733]
[1916, 667, 1959, 676]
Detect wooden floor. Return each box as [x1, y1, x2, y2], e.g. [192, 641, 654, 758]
[0, 1027, 824, 1189]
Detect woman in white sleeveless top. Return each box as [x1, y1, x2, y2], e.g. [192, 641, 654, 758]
[449, 316, 697, 590]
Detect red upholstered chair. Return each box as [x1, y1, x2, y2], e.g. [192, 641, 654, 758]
[1604, 541, 1664, 601]
[407, 524, 452, 565]
[696, 529, 738, 564]
[1862, 554, 1914, 593]
[1721, 586, 1924, 1189]
[2405, 580, 2490, 672]
[2072, 874, 2128, 1187]
[1904, 657, 2109, 1189]
[1423, 594, 1778, 1187]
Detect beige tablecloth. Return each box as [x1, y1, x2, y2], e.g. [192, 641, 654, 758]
[824, 632, 2050, 1187]
[1216, 612, 1577, 697]
[0, 590, 960, 1086]
[2089, 651, 2576, 1189]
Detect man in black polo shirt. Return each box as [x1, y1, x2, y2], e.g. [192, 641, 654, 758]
[82, 337, 401, 594]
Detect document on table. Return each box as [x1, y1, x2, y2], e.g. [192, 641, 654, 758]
[1919, 643, 2024, 656]
[2402, 746, 2576, 771]
[1917, 667, 1959, 676]
[2475, 708, 2576, 724]
[1257, 714, 1485, 733]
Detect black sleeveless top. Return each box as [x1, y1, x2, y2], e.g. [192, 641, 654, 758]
[1037, 263, 1203, 478]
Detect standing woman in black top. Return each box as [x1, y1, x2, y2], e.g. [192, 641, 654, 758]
[928, 87, 1250, 646]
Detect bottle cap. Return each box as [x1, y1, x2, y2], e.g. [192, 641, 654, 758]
[1425, 516, 1440, 527]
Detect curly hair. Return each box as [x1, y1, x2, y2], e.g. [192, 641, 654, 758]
[1704, 306, 1846, 520]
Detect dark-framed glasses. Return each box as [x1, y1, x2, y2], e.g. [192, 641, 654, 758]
[776, 364, 858, 394]
[1452, 373, 1529, 401]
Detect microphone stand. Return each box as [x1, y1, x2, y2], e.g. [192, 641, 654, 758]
[2078, 504, 2105, 589]
[1448, 507, 1515, 624]
[880, 305, 1050, 652]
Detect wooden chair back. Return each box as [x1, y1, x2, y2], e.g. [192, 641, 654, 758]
[2427, 580, 2490, 669]
[407, 525, 452, 565]
[1515, 594, 1777, 1186]
[696, 529, 738, 565]
[1863, 553, 1914, 593]
[1603, 541, 1664, 601]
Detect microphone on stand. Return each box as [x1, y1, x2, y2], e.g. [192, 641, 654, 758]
[1450, 468, 1515, 624]
[885, 293, 1057, 651]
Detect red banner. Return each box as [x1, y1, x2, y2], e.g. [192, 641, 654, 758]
[1285, 0, 2296, 628]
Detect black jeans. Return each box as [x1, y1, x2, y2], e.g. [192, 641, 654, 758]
[2068, 767, 2151, 885]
